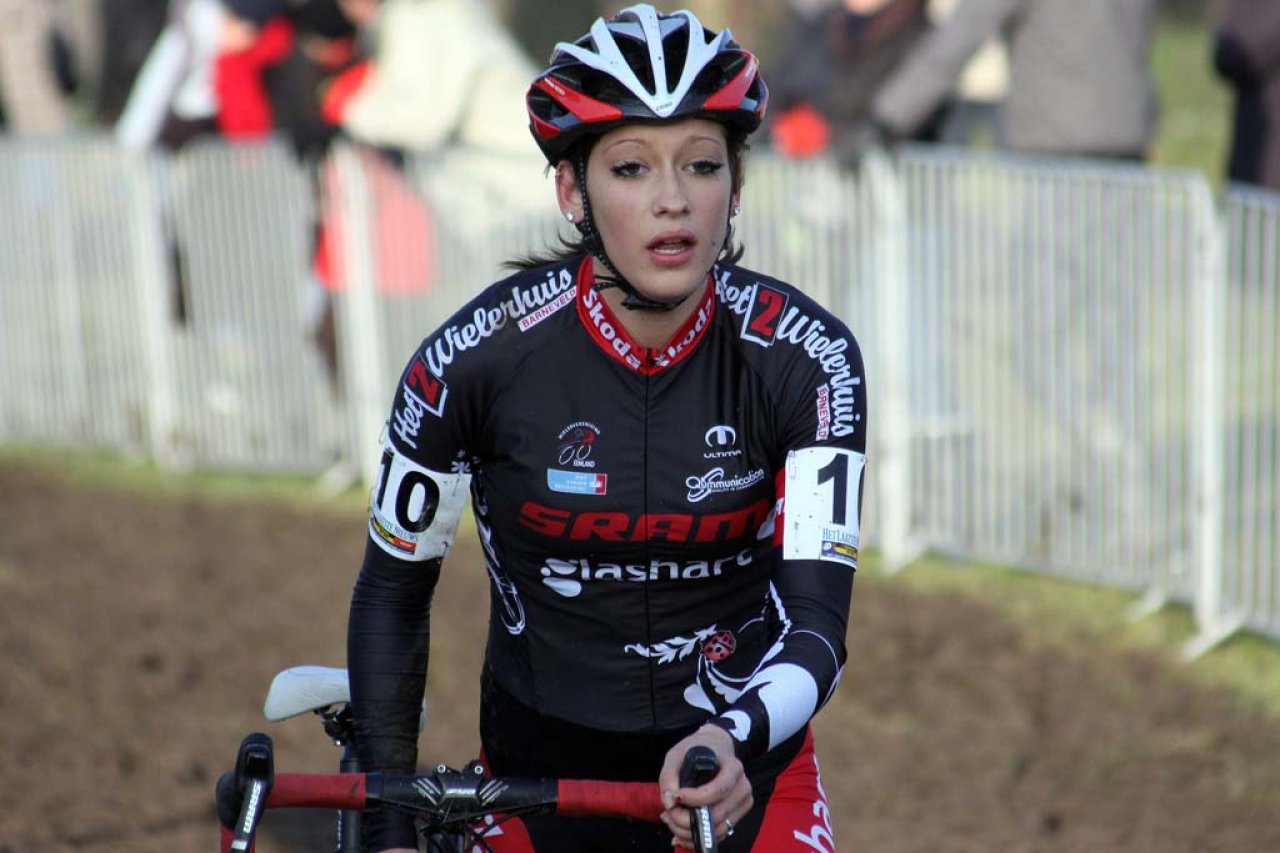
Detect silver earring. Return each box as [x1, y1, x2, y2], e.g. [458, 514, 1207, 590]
[565, 211, 576, 222]
[732, 204, 741, 217]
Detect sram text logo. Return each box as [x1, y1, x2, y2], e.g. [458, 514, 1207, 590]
[519, 499, 772, 543]
[540, 549, 754, 597]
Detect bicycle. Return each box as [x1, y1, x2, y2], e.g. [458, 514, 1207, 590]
[215, 665, 721, 853]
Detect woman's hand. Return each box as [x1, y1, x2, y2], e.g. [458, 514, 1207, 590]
[658, 723, 753, 848]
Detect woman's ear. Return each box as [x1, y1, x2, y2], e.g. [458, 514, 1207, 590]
[555, 162, 583, 223]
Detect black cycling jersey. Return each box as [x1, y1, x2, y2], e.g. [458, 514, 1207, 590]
[348, 254, 866, 849]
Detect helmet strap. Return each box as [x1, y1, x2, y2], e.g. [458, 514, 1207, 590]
[573, 153, 689, 314]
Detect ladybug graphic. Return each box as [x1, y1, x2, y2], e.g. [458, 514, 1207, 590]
[701, 630, 737, 662]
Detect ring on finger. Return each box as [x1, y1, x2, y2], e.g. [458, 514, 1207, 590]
[724, 817, 735, 837]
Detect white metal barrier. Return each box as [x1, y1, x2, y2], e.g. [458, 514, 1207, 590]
[0, 134, 1276, 652]
[157, 140, 341, 473]
[1220, 187, 1280, 645]
[0, 136, 164, 455]
[893, 149, 1220, 619]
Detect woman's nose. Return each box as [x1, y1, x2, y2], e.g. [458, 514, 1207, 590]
[653, 171, 691, 215]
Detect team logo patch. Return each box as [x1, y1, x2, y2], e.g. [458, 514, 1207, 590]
[557, 421, 601, 468]
[685, 467, 767, 503]
[547, 469, 608, 495]
[391, 355, 449, 450]
[740, 283, 789, 346]
[815, 384, 831, 440]
[821, 539, 859, 566]
[518, 287, 575, 331]
[370, 512, 417, 555]
[703, 425, 742, 459]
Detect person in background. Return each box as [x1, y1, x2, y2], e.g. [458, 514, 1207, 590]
[1213, 0, 1280, 192]
[323, 0, 534, 158]
[318, 0, 547, 233]
[115, 0, 224, 151]
[346, 5, 865, 851]
[212, 0, 377, 392]
[928, 0, 1007, 147]
[768, 0, 938, 167]
[873, 0, 1159, 161]
[96, 0, 170, 127]
[213, 0, 373, 160]
[0, 0, 74, 135]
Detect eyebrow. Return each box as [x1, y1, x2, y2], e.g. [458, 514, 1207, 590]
[601, 134, 726, 154]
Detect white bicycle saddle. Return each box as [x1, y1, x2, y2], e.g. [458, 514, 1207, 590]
[263, 665, 426, 731]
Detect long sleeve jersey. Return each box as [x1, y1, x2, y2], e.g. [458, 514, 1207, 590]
[348, 254, 867, 811]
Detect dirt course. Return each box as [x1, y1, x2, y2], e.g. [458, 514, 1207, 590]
[2, 458, 1279, 852]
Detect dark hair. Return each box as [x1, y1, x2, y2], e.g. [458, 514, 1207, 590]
[504, 125, 751, 272]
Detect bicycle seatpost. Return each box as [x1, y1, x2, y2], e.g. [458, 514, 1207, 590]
[679, 746, 719, 853]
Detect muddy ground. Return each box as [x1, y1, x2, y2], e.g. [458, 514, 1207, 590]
[2, 459, 1279, 852]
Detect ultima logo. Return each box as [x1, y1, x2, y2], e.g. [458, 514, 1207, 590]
[518, 499, 772, 542]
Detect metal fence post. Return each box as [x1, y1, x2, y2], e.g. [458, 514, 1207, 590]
[1185, 180, 1235, 659]
[330, 145, 389, 490]
[863, 150, 920, 572]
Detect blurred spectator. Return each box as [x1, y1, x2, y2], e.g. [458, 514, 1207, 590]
[768, 0, 939, 168]
[320, 0, 546, 223]
[214, 0, 374, 159]
[307, 0, 547, 395]
[209, 0, 376, 394]
[324, 0, 533, 159]
[1213, 0, 1280, 191]
[97, 0, 170, 126]
[0, 0, 75, 134]
[873, 0, 1159, 161]
[928, 0, 1007, 147]
[115, 0, 223, 151]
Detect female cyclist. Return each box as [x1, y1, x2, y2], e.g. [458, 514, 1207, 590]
[347, 5, 865, 850]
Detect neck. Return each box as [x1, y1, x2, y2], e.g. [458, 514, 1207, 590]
[596, 265, 708, 349]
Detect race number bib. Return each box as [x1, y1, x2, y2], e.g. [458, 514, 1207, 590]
[782, 447, 865, 568]
[369, 440, 470, 561]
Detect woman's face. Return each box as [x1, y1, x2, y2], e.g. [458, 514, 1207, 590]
[560, 119, 737, 305]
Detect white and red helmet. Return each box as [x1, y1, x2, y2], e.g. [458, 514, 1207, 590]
[526, 4, 769, 163]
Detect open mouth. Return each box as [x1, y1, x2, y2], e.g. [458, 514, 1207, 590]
[647, 233, 696, 256]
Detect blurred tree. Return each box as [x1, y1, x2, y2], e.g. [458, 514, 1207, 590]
[494, 0, 602, 63]
[491, 0, 792, 70]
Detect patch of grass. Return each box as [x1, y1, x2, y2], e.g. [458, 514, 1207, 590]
[1150, 17, 1234, 184]
[0, 443, 369, 513]
[861, 550, 1280, 721]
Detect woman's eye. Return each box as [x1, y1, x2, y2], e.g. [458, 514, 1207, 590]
[610, 161, 645, 178]
[689, 159, 724, 176]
